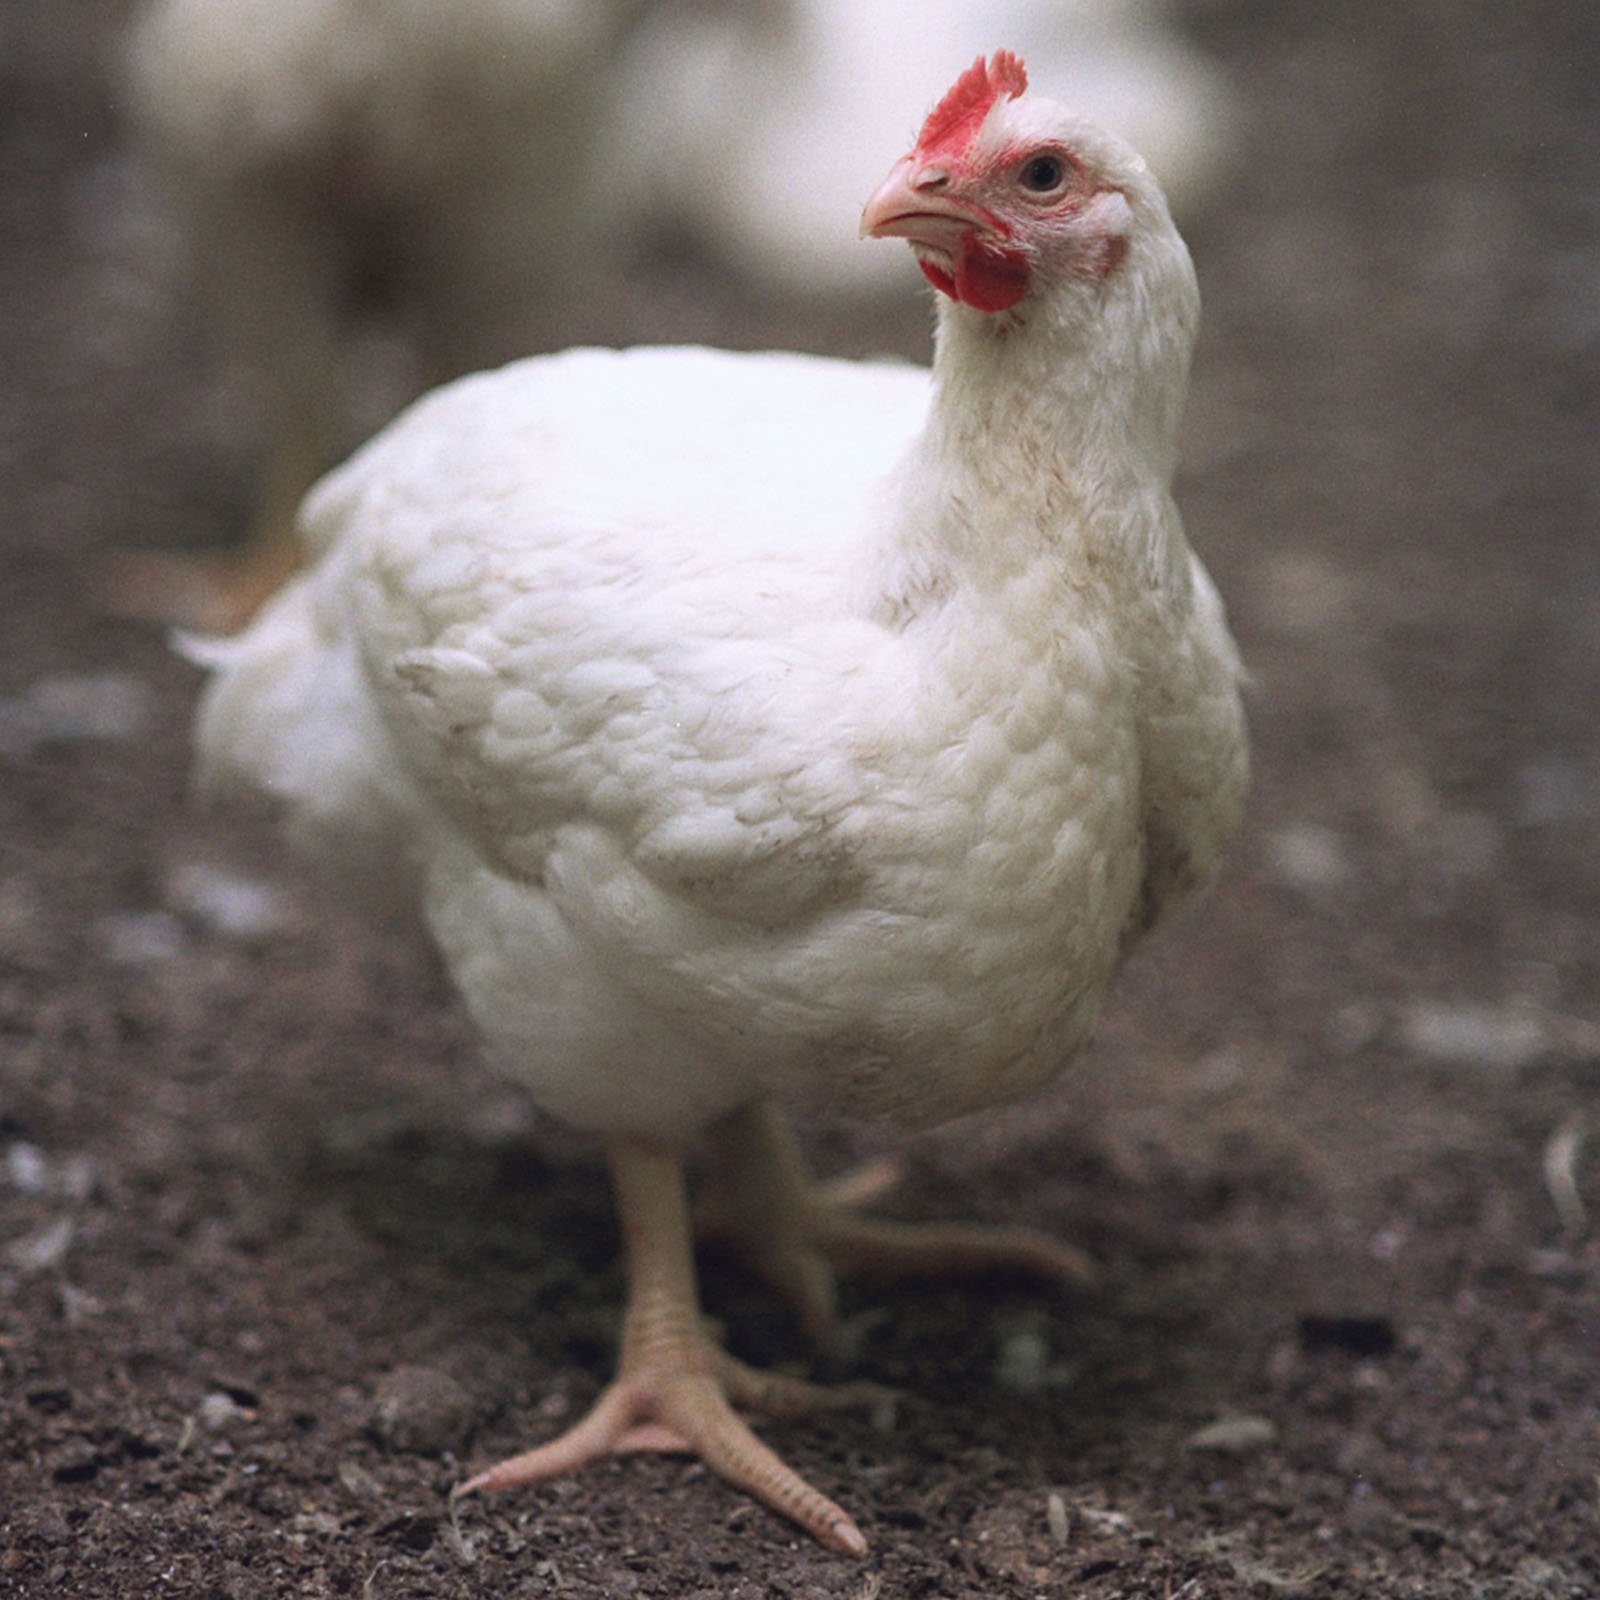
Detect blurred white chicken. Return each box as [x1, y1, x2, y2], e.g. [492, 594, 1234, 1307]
[115, 0, 1233, 629]
[613, 0, 1238, 297]
[114, 0, 649, 627]
[189, 54, 1247, 1552]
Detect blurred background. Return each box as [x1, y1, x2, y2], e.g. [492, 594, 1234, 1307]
[2, 2, 1597, 1596]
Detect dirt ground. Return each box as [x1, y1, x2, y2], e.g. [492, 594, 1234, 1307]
[3, 2, 1598, 1596]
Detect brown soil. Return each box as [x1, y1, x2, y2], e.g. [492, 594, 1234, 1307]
[3, 2, 1598, 1596]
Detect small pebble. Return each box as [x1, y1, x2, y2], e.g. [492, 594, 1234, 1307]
[1265, 823, 1349, 893]
[869, 1394, 900, 1436]
[3, 1144, 98, 1204]
[58, 1284, 104, 1326]
[1076, 1507, 1133, 1534]
[0, 671, 154, 758]
[371, 1365, 475, 1456]
[1046, 1491, 1071, 1544]
[1187, 1413, 1279, 1454]
[26, 1504, 72, 1548]
[1190, 1045, 1247, 1095]
[165, 861, 292, 943]
[1399, 1001, 1548, 1073]
[49, 1441, 101, 1484]
[3, 1142, 50, 1196]
[290, 1510, 345, 1541]
[1527, 1249, 1586, 1286]
[994, 1327, 1051, 1394]
[197, 1391, 254, 1432]
[4, 1216, 75, 1274]
[337, 1460, 383, 1499]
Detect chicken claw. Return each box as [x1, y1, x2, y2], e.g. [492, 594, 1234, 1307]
[457, 1134, 873, 1556]
[699, 1103, 1096, 1340]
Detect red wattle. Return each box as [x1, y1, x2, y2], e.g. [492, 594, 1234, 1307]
[919, 241, 1029, 313]
[918, 259, 959, 299]
[954, 245, 1029, 312]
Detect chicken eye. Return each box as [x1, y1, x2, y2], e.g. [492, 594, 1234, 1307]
[1018, 153, 1066, 193]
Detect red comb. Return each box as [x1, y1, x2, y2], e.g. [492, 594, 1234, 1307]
[915, 51, 1029, 161]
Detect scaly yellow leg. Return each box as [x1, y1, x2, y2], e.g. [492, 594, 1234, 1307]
[457, 1134, 874, 1556]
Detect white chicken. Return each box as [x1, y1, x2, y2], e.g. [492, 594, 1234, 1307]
[190, 53, 1248, 1554]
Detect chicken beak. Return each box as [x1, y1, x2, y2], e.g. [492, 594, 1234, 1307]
[860, 157, 994, 249]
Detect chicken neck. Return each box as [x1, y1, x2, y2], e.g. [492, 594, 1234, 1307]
[864, 257, 1197, 627]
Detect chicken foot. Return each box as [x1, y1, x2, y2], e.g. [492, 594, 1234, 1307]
[95, 417, 325, 633]
[698, 1101, 1096, 1341]
[457, 1133, 874, 1556]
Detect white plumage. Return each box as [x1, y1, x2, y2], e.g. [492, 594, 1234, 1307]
[191, 56, 1247, 1554]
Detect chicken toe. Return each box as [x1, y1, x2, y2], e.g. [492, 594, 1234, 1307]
[458, 1135, 870, 1556]
[699, 1103, 1096, 1340]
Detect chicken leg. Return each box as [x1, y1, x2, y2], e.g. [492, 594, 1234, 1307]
[698, 1102, 1096, 1341]
[457, 1133, 873, 1556]
[95, 416, 325, 634]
